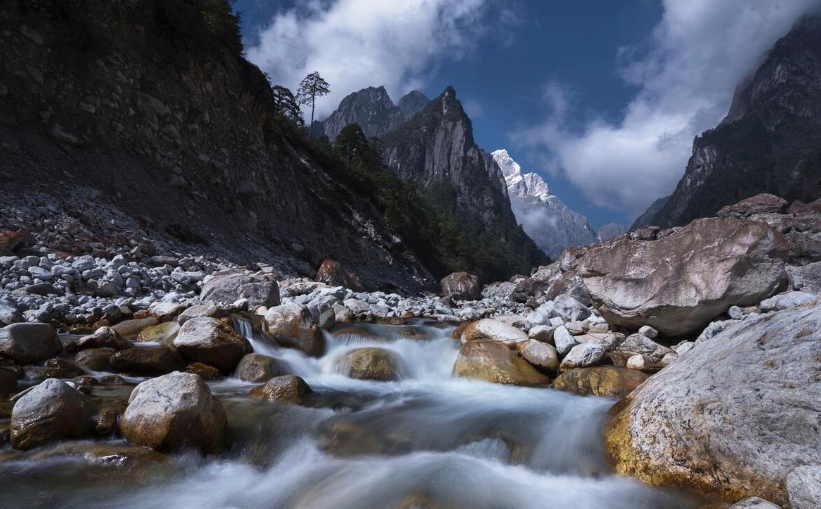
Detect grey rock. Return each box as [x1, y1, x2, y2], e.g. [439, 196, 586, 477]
[173, 317, 251, 373]
[0, 323, 62, 364]
[638, 325, 658, 339]
[787, 465, 821, 509]
[729, 497, 782, 509]
[553, 326, 577, 357]
[10, 379, 92, 450]
[200, 271, 279, 309]
[760, 291, 816, 312]
[264, 304, 325, 357]
[552, 294, 591, 322]
[559, 342, 605, 372]
[235, 353, 290, 383]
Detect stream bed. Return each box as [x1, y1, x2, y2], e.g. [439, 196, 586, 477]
[0, 320, 700, 509]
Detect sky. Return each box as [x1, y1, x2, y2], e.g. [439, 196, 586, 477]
[236, 0, 820, 228]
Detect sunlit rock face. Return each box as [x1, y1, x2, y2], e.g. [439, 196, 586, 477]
[492, 149, 597, 258]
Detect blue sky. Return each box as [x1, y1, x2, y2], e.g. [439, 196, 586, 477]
[236, 0, 817, 228]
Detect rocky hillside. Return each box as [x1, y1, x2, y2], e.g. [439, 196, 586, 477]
[0, 0, 447, 293]
[491, 150, 598, 258]
[630, 195, 669, 229]
[596, 223, 629, 241]
[318, 86, 428, 143]
[646, 15, 821, 228]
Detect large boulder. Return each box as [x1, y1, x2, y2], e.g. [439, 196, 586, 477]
[787, 466, 821, 509]
[717, 193, 789, 219]
[119, 372, 226, 454]
[10, 379, 93, 450]
[516, 339, 559, 373]
[200, 271, 279, 308]
[559, 342, 605, 372]
[574, 217, 788, 336]
[336, 347, 406, 381]
[110, 346, 184, 376]
[316, 259, 365, 292]
[552, 367, 648, 399]
[264, 304, 325, 357]
[249, 375, 312, 404]
[452, 341, 549, 387]
[173, 317, 251, 373]
[460, 319, 527, 345]
[0, 323, 62, 365]
[74, 347, 116, 371]
[440, 272, 481, 301]
[606, 301, 821, 506]
[235, 353, 290, 383]
[70, 326, 132, 351]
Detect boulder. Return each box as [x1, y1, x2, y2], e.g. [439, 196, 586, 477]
[606, 302, 821, 506]
[552, 367, 648, 399]
[559, 342, 605, 372]
[336, 347, 405, 382]
[787, 466, 821, 509]
[135, 321, 180, 343]
[173, 317, 251, 373]
[111, 317, 159, 338]
[460, 319, 527, 345]
[71, 326, 131, 351]
[516, 339, 559, 373]
[452, 341, 549, 387]
[10, 379, 93, 450]
[201, 271, 279, 308]
[110, 346, 183, 376]
[178, 303, 221, 325]
[527, 325, 555, 344]
[544, 270, 592, 306]
[440, 272, 481, 301]
[553, 326, 577, 356]
[574, 217, 788, 336]
[0, 366, 17, 395]
[0, 323, 62, 365]
[306, 295, 338, 330]
[728, 498, 782, 509]
[264, 304, 325, 357]
[787, 262, 821, 294]
[759, 291, 816, 312]
[249, 375, 312, 404]
[148, 301, 186, 321]
[235, 353, 290, 383]
[316, 259, 365, 291]
[717, 194, 789, 219]
[74, 347, 115, 371]
[120, 372, 226, 454]
[553, 294, 592, 322]
[0, 299, 23, 325]
[608, 333, 670, 367]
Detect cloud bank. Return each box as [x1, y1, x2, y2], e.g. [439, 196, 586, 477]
[246, 0, 512, 118]
[514, 0, 820, 216]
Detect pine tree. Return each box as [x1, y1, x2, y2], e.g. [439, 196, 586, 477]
[296, 71, 330, 137]
[272, 85, 304, 127]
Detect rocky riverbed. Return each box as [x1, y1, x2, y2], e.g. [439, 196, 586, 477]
[1, 194, 821, 508]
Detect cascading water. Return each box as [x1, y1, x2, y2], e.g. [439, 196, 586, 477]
[0, 319, 701, 509]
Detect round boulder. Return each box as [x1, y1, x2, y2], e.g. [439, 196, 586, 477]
[460, 319, 527, 345]
[200, 271, 279, 309]
[120, 372, 226, 454]
[110, 346, 183, 376]
[551, 367, 648, 398]
[516, 339, 559, 373]
[440, 272, 481, 301]
[452, 341, 549, 387]
[10, 378, 93, 450]
[235, 353, 291, 383]
[74, 347, 116, 371]
[71, 326, 132, 351]
[559, 342, 606, 372]
[264, 304, 325, 357]
[337, 347, 406, 382]
[0, 323, 62, 365]
[249, 375, 312, 404]
[173, 317, 251, 374]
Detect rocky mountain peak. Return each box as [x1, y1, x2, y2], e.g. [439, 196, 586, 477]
[398, 90, 429, 120]
[320, 86, 405, 142]
[491, 149, 551, 201]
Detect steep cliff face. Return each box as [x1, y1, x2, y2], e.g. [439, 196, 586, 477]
[648, 15, 821, 228]
[320, 87, 428, 142]
[0, 0, 433, 292]
[631, 196, 670, 229]
[491, 150, 597, 258]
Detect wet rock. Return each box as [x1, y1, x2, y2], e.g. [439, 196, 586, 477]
[460, 319, 527, 345]
[552, 367, 648, 399]
[235, 353, 290, 383]
[111, 317, 159, 339]
[440, 272, 481, 301]
[10, 379, 92, 450]
[516, 339, 559, 373]
[0, 366, 17, 395]
[70, 326, 131, 351]
[575, 217, 788, 336]
[787, 465, 821, 509]
[606, 303, 821, 505]
[22, 441, 167, 470]
[452, 341, 549, 387]
[74, 347, 115, 371]
[337, 347, 405, 382]
[110, 346, 183, 376]
[264, 304, 325, 357]
[249, 375, 312, 404]
[178, 303, 221, 325]
[173, 317, 251, 373]
[201, 271, 280, 309]
[120, 372, 226, 454]
[148, 301, 185, 321]
[559, 342, 605, 372]
[316, 259, 365, 291]
[184, 362, 223, 381]
[0, 323, 62, 364]
[135, 321, 180, 343]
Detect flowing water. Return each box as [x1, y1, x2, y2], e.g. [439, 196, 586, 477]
[0, 319, 700, 509]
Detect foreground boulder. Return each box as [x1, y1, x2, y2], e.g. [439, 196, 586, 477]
[452, 341, 549, 386]
[460, 319, 527, 345]
[336, 347, 405, 381]
[574, 217, 788, 336]
[173, 317, 251, 373]
[606, 301, 821, 505]
[10, 379, 92, 450]
[120, 372, 226, 454]
[200, 271, 280, 308]
[264, 304, 325, 357]
[0, 323, 62, 364]
[552, 367, 648, 399]
[440, 272, 481, 301]
[235, 353, 290, 383]
[249, 375, 312, 404]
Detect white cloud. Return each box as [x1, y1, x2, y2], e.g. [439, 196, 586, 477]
[246, 0, 511, 119]
[514, 0, 820, 216]
[463, 99, 484, 118]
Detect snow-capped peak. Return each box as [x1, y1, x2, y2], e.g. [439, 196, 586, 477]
[491, 149, 551, 201]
